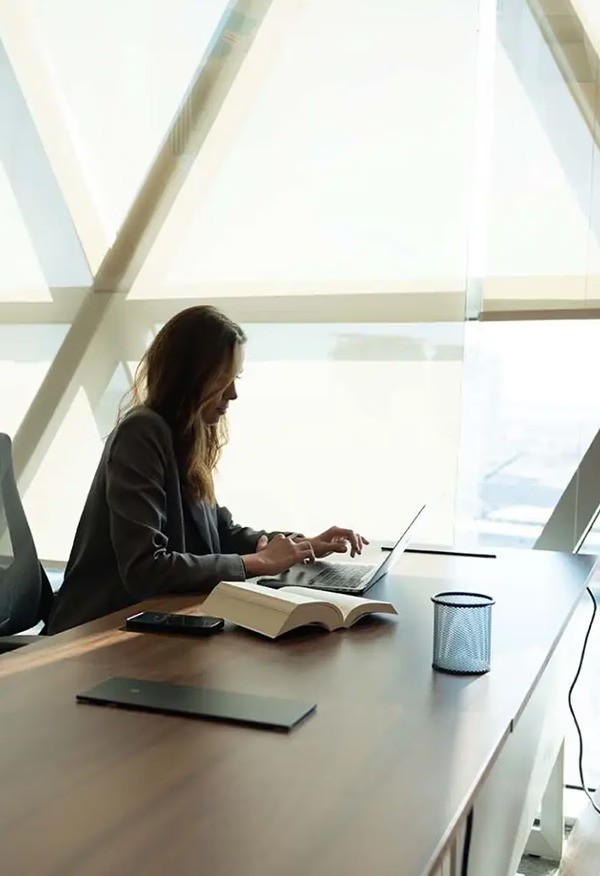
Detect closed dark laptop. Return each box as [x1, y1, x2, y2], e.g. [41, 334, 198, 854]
[76, 676, 316, 731]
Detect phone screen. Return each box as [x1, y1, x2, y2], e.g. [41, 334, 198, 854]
[126, 612, 224, 635]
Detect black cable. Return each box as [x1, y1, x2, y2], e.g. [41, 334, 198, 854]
[461, 807, 473, 876]
[568, 586, 600, 816]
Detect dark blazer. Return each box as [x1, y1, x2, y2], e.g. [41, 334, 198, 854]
[48, 407, 281, 634]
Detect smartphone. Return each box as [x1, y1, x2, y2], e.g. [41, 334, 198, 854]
[125, 611, 224, 637]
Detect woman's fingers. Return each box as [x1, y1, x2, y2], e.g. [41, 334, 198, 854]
[295, 539, 315, 564]
[330, 528, 362, 557]
[328, 540, 349, 554]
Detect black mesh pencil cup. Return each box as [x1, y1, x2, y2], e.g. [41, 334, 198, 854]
[431, 591, 495, 675]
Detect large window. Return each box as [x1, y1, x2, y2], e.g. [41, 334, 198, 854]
[0, 0, 598, 561]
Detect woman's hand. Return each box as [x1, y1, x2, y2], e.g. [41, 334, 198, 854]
[242, 534, 315, 577]
[302, 527, 369, 559]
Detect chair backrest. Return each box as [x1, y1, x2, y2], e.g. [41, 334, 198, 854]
[0, 434, 53, 634]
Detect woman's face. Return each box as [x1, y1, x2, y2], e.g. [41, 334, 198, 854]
[202, 344, 245, 425]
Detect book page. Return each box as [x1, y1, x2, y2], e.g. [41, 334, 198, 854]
[202, 581, 343, 637]
[281, 586, 396, 624]
[209, 581, 321, 614]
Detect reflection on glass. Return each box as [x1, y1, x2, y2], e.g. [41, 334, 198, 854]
[18, 317, 600, 566]
[0, 163, 52, 301]
[579, 510, 600, 556]
[484, 0, 600, 308]
[0, 325, 69, 435]
[456, 321, 600, 549]
[93, 362, 131, 439]
[0, 35, 92, 295]
[132, 0, 478, 298]
[23, 387, 104, 561]
[29, 0, 230, 236]
[215, 323, 465, 544]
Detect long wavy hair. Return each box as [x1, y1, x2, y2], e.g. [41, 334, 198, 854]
[120, 306, 246, 504]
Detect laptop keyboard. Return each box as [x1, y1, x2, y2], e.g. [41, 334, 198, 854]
[304, 562, 373, 591]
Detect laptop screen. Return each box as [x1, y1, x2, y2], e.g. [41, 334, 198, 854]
[364, 503, 427, 587]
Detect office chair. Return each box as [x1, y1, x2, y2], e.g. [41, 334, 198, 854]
[0, 433, 62, 652]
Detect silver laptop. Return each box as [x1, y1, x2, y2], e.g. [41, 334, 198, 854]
[258, 504, 426, 595]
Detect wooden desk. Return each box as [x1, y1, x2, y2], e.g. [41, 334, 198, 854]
[0, 549, 594, 876]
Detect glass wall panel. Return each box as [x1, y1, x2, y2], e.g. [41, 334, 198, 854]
[0, 163, 51, 301]
[84, 319, 464, 559]
[572, 0, 600, 53]
[456, 320, 600, 548]
[215, 323, 464, 543]
[0, 30, 93, 294]
[14, 313, 600, 583]
[1, 0, 599, 578]
[28, 0, 230, 237]
[580, 519, 600, 555]
[23, 387, 105, 561]
[482, 0, 600, 312]
[131, 0, 478, 316]
[0, 324, 69, 436]
[0, 89, 89, 301]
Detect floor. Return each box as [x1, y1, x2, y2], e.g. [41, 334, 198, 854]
[518, 857, 559, 876]
[517, 799, 600, 875]
[557, 796, 600, 876]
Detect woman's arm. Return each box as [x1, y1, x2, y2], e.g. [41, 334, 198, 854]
[107, 417, 246, 601]
[217, 505, 301, 555]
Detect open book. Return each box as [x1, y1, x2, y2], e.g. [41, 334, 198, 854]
[200, 581, 397, 639]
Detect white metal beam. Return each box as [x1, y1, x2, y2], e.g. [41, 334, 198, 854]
[0, 0, 107, 271]
[0, 37, 92, 290]
[465, 0, 497, 321]
[6, 0, 290, 492]
[122, 289, 467, 325]
[527, 0, 600, 145]
[11, 293, 119, 492]
[0, 289, 88, 324]
[534, 430, 600, 552]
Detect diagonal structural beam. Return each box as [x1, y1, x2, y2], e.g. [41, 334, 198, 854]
[0, 37, 91, 291]
[526, 0, 600, 150]
[534, 427, 600, 552]
[11, 293, 118, 491]
[130, 0, 304, 294]
[9, 0, 292, 493]
[0, 0, 106, 271]
[485, 0, 600, 317]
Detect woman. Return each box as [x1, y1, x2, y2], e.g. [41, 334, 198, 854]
[48, 305, 366, 633]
